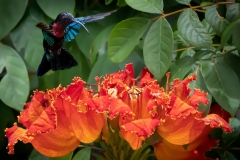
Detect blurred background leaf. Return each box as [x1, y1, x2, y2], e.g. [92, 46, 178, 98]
[0, 0, 28, 39]
[0, 43, 29, 111]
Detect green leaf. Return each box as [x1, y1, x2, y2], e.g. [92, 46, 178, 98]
[126, 0, 163, 14]
[222, 118, 240, 146]
[175, 56, 198, 68]
[0, 43, 29, 111]
[118, 0, 127, 7]
[224, 46, 239, 56]
[224, 53, 240, 81]
[88, 48, 144, 84]
[108, 17, 149, 63]
[59, 42, 91, 86]
[87, 53, 121, 84]
[200, 2, 213, 10]
[194, 50, 215, 60]
[0, 0, 28, 39]
[176, 0, 191, 5]
[38, 71, 60, 91]
[205, 5, 229, 35]
[118, 48, 145, 75]
[221, 19, 240, 48]
[28, 149, 48, 160]
[232, 23, 240, 51]
[202, 19, 216, 38]
[177, 50, 214, 67]
[105, 0, 113, 5]
[177, 9, 212, 49]
[49, 152, 73, 160]
[76, 22, 103, 58]
[221, 151, 237, 160]
[169, 63, 192, 82]
[226, 3, 240, 22]
[10, 15, 44, 70]
[29, 75, 39, 90]
[90, 24, 115, 64]
[194, 69, 212, 115]
[28, 0, 52, 23]
[144, 18, 173, 80]
[200, 58, 240, 116]
[173, 31, 190, 47]
[72, 148, 91, 160]
[180, 48, 195, 58]
[36, 0, 75, 19]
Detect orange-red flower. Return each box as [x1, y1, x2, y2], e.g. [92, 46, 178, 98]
[5, 77, 111, 157]
[95, 64, 233, 158]
[5, 64, 233, 160]
[98, 64, 170, 150]
[5, 89, 80, 157]
[154, 134, 218, 160]
[155, 74, 232, 146]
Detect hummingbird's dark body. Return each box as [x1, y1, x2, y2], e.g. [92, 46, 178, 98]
[36, 10, 116, 77]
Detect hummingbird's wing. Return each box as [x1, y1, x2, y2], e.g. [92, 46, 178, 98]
[64, 22, 81, 42]
[36, 22, 54, 46]
[42, 31, 54, 46]
[75, 10, 117, 23]
[64, 10, 117, 42]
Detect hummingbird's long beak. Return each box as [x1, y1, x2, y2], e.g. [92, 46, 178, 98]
[75, 21, 89, 34]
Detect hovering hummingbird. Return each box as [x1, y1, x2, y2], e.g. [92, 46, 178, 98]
[36, 10, 116, 76]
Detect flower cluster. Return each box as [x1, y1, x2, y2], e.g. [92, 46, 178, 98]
[5, 64, 232, 159]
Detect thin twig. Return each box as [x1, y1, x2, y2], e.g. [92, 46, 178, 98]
[173, 44, 221, 53]
[193, 8, 205, 12]
[212, 147, 240, 151]
[222, 48, 238, 54]
[150, 2, 234, 21]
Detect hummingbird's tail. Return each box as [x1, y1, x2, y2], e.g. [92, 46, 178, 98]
[36, 48, 78, 77]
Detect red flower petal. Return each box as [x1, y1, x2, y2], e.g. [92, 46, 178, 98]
[170, 74, 196, 102]
[18, 91, 57, 135]
[121, 119, 160, 150]
[54, 96, 104, 143]
[5, 124, 33, 154]
[187, 89, 209, 109]
[139, 67, 153, 80]
[154, 135, 217, 160]
[31, 110, 80, 157]
[158, 111, 232, 145]
[109, 98, 134, 120]
[210, 103, 231, 122]
[64, 77, 91, 104]
[201, 114, 233, 132]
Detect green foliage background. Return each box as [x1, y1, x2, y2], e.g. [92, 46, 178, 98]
[0, 0, 240, 159]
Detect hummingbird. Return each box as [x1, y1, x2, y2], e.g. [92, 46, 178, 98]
[36, 10, 116, 76]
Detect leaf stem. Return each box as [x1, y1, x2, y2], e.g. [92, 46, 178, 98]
[173, 46, 195, 53]
[139, 148, 151, 160]
[222, 48, 238, 54]
[78, 145, 104, 151]
[120, 149, 125, 160]
[212, 147, 240, 151]
[173, 44, 221, 53]
[193, 9, 205, 13]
